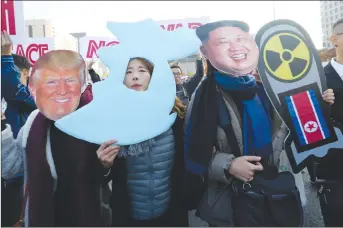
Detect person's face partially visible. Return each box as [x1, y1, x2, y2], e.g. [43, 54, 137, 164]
[124, 59, 152, 91]
[202, 26, 259, 76]
[172, 67, 183, 85]
[31, 68, 82, 120]
[331, 23, 343, 56]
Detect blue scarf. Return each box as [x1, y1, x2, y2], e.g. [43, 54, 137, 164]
[215, 72, 273, 157]
[184, 68, 274, 175]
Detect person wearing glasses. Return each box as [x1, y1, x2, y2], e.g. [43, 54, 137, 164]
[170, 53, 204, 107]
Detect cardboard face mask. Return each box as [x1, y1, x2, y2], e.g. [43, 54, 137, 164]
[255, 19, 343, 174]
[197, 20, 259, 76]
[55, 19, 201, 145]
[29, 50, 86, 121]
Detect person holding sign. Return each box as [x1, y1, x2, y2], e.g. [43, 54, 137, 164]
[1, 31, 36, 138]
[1, 50, 115, 227]
[97, 57, 189, 226]
[1, 31, 36, 227]
[314, 18, 343, 227]
[184, 20, 335, 227]
[51, 18, 202, 227]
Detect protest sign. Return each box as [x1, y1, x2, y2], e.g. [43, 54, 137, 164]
[12, 38, 54, 65]
[1, 0, 25, 44]
[79, 36, 119, 61]
[29, 50, 85, 121]
[56, 19, 201, 145]
[255, 19, 343, 173]
[79, 17, 209, 60]
[159, 16, 210, 31]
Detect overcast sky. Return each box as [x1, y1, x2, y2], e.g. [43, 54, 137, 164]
[23, 1, 324, 48]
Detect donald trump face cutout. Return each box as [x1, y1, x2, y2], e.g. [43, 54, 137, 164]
[29, 50, 86, 120]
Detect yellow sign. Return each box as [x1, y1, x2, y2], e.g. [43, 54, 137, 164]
[263, 32, 311, 82]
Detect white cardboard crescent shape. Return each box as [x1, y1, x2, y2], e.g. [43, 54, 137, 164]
[55, 19, 201, 145]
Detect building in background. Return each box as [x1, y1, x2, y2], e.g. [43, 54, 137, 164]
[25, 19, 55, 38]
[320, 1, 343, 48]
[54, 32, 78, 51]
[25, 19, 78, 51]
[169, 54, 198, 76]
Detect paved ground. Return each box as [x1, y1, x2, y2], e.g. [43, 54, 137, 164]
[188, 169, 325, 227]
[302, 169, 324, 227]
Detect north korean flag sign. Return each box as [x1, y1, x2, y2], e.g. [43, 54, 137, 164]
[255, 19, 343, 174]
[286, 89, 331, 146]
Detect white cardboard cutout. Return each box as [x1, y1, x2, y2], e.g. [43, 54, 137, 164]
[55, 19, 201, 145]
[200, 21, 259, 76]
[29, 50, 86, 121]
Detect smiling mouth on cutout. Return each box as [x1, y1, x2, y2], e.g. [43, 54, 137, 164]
[52, 98, 71, 104]
[230, 53, 247, 61]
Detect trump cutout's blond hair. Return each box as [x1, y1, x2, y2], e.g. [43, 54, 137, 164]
[29, 50, 86, 86]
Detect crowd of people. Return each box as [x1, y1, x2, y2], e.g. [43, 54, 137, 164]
[1, 17, 343, 227]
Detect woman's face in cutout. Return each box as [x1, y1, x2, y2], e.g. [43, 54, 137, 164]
[123, 59, 152, 92]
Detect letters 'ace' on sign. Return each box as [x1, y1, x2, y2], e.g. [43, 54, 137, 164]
[255, 19, 343, 173]
[1, 1, 25, 44]
[55, 19, 201, 146]
[12, 38, 54, 65]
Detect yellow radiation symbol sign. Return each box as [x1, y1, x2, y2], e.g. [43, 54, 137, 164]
[263, 32, 311, 82]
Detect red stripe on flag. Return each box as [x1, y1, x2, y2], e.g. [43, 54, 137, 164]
[292, 91, 323, 144]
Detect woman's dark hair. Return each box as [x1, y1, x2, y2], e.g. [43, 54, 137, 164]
[129, 57, 186, 119]
[130, 57, 154, 75]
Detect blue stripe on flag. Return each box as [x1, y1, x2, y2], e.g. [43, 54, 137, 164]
[308, 90, 331, 138]
[285, 95, 307, 146]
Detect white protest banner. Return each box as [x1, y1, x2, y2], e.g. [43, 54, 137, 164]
[79, 17, 210, 60]
[79, 36, 119, 61]
[1, 0, 25, 44]
[12, 38, 54, 65]
[158, 16, 210, 31]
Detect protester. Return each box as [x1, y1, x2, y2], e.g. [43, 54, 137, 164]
[81, 60, 104, 99]
[12, 54, 31, 86]
[1, 31, 36, 227]
[170, 53, 204, 106]
[87, 60, 102, 83]
[184, 20, 335, 227]
[325, 18, 343, 125]
[1, 31, 36, 138]
[313, 18, 343, 227]
[102, 57, 189, 226]
[1, 50, 115, 227]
